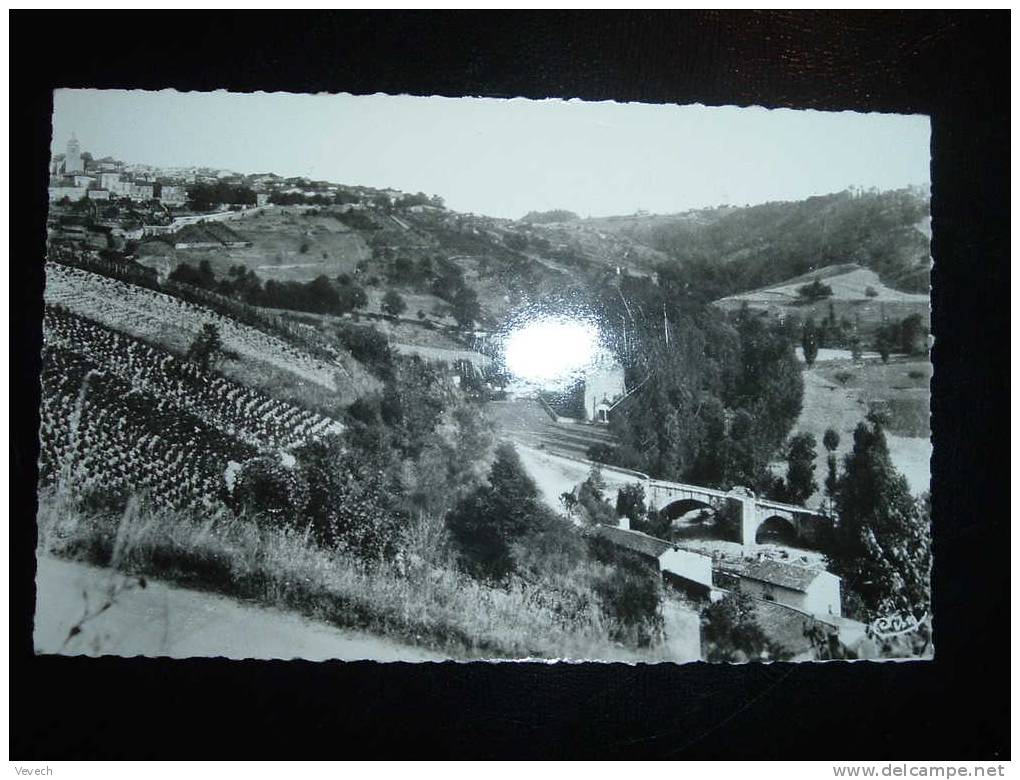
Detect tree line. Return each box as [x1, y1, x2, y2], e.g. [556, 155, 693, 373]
[169, 261, 368, 317]
[581, 267, 805, 498]
[646, 188, 931, 297]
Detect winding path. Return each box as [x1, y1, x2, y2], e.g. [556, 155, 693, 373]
[34, 556, 444, 662]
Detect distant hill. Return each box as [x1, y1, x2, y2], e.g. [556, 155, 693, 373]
[561, 188, 930, 298]
[656, 188, 930, 296]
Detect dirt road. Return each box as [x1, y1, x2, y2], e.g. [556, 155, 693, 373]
[34, 556, 445, 662]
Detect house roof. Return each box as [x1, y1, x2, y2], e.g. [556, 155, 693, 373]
[718, 558, 827, 593]
[594, 525, 675, 559]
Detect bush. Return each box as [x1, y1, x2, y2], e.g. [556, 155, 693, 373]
[335, 322, 394, 379]
[834, 370, 854, 385]
[382, 290, 407, 318]
[797, 278, 833, 302]
[588, 535, 663, 645]
[447, 443, 553, 580]
[77, 483, 132, 517]
[586, 443, 616, 463]
[229, 456, 310, 523]
[701, 590, 790, 662]
[865, 285, 879, 297]
[186, 323, 224, 372]
[615, 483, 646, 526]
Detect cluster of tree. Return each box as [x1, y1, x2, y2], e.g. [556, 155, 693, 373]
[269, 190, 360, 207]
[560, 464, 617, 527]
[796, 278, 834, 302]
[874, 313, 929, 361]
[168, 261, 368, 317]
[446, 443, 663, 645]
[229, 436, 403, 560]
[771, 432, 818, 505]
[381, 290, 407, 318]
[393, 192, 444, 210]
[336, 210, 381, 231]
[614, 482, 674, 538]
[394, 255, 485, 328]
[186, 182, 257, 211]
[645, 188, 931, 297]
[701, 590, 792, 662]
[800, 303, 861, 364]
[379, 252, 485, 329]
[334, 321, 395, 380]
[598, 275, 803, 495]
[225, 352, 475, 557]
[825, 414, 932, 627]
[429, 221, 541, 304]
[519, 209, 580, 224]
[262, 275, 341, 315]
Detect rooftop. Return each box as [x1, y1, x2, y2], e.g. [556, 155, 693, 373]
[717, 558, 827, 593]
[594, 525, 676, 559]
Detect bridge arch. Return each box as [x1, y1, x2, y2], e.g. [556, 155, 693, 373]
[660, 497, 716, 522]
[755, 514, 799, 545]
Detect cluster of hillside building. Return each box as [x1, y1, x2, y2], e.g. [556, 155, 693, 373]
[49, 134, 189, 205]
[47, 134, 456, 222]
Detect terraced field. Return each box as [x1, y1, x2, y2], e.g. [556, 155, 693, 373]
[45, 263, 377, 405]
[39, 306, 345, 510]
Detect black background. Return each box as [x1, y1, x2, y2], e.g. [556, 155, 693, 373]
[10, 11, 1010, 759]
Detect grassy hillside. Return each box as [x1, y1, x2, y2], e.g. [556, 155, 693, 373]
[715, 263, 930, 332]
[655, 188, 930, 296]
[565, 188, 930, 298]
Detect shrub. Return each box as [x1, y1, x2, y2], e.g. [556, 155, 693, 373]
[797, 278, 833, 302]
[335, 322, 394, 379]
[382, 290, 407, 318]
[294, 436, 403, 561]
[77, 483, 132, 517]
[834, 370, 854, 385]
[865, 286, 879, 297]
[615, 483, 646, 526]
[701, 590, 790, 662]
[186, 323, 224, 372]
[586, 443, 616, 463]
[229, 456, 310, 523]
[447, 442, 553, 580]
[588, 535, 663, 645]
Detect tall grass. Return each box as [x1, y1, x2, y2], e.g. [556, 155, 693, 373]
[37, 492, 668, 661]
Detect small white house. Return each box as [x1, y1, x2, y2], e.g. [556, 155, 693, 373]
[719, 559, 842, 618]
[595, 525, 715, 597]
[583, 361, 626, 423]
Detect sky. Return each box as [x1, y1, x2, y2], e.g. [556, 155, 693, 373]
[52, 89, 930, 220]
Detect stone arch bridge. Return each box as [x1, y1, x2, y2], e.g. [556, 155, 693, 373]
[644, 479, 831, 550]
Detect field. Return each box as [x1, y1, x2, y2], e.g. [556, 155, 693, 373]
[818, 357, 931, 438]
[715, 264, 930, 332]
[136, 208, 375, 283]
[39, 307, 344, 510]
[45, 262, 379, 409]
[791, 358, 931, 504]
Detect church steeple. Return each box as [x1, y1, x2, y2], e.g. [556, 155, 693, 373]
[65, 133, 83, 173]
